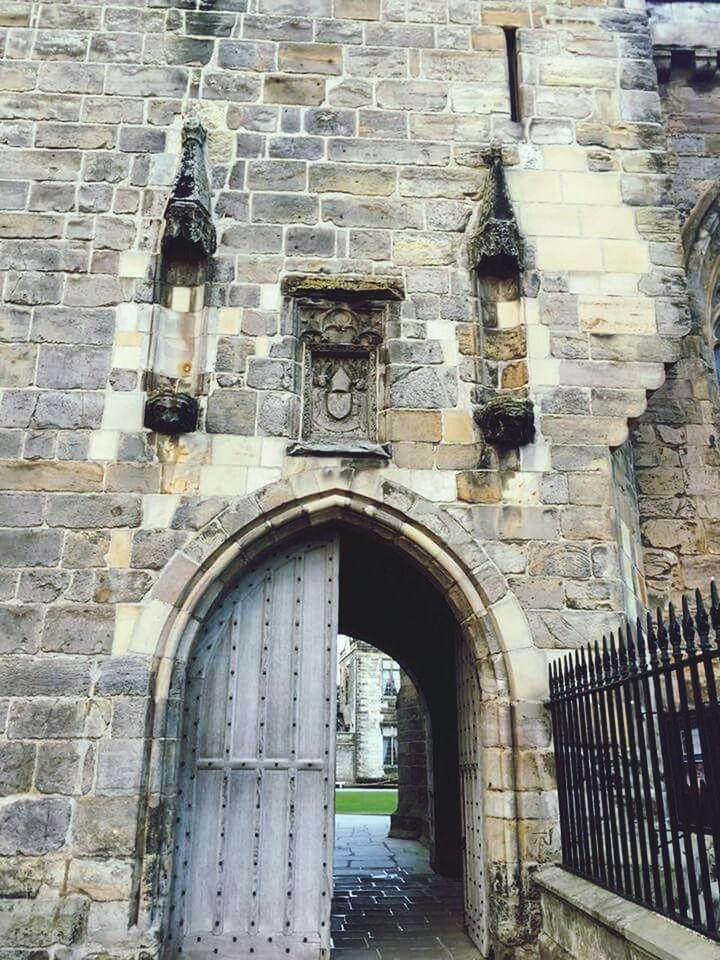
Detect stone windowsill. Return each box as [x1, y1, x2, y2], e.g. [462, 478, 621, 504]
[535, 865, 720, 960]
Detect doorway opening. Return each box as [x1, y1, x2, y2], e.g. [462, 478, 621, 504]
[165, 523, 487, 959]
[329, 531, 482, 957]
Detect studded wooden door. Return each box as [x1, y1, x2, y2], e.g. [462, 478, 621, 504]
[457, 641, 487, 954]
[169, 536, 339, 959]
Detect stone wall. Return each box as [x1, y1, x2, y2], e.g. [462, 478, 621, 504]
[630, 1, 720, 604]
[0, 0, 714, 956]
[536, 866, 720, 960]
[390, 670, 430, 844]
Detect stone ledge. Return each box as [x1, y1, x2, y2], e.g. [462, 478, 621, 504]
[281, 274, 405, 301]
[535, 866, 720, 960]
[287, 440, 392, 459]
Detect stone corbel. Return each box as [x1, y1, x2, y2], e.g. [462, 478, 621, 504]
[653, 44, 720, 83]
[692, 48, 719, 83]
[475, 394, 535, 449]
[653, 49, 672, 83]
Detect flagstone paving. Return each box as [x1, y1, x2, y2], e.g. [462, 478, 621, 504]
[332, 815, 481, 959]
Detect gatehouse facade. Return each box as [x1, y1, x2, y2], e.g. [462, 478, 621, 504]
[2, 0, 720, 957]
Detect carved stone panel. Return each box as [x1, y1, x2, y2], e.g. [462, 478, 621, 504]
[290, 299, 389, 458]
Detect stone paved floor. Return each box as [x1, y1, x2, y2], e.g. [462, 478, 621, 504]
[331, 815, 481, 959]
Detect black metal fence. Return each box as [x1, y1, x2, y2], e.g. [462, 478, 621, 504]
[549, 585, 720, 940]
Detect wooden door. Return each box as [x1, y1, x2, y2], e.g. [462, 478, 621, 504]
[168, 536, 339, 959]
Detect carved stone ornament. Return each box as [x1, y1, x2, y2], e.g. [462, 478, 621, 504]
[475, 394, 535, 448]
[144, 390, 199, 436]
[290, 300, 390, 459]
[468, 144, 522, 274]
[163, 117, 217, 259]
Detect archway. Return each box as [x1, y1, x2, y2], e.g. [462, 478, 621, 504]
[136, 479, 544, 957]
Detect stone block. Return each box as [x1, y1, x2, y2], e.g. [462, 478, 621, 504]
[218, 39, 276, 72]
[252, 192, 318, 224]
[388, 366, 458, 408]
[63, 531, 111, 568]
[247, 160, 306, 192]
[393, 442, 435, 469]
[264, 75, 325, 105]
[0, 606, 43, 655]
[206, 389, 257, 435]
[0, 742, 35, 795]
[560, 506, 615, 542]
[36, 345, 111, 390]
[0, 493, 43, 527]
[8, 697, 87, 739]
[203, 72, 262, 102]
[97, 657, 151, 697]
[457, 471, 502, 503]
[46, 494, 141, 530]
[42, 606, 115, 655]
[285, 225, 335, 256]
[73, 797, 138, 856]
[105, 65, 188, 98]
[279, 42, 342, 74]
[0, 895, 88, 947]
[0, 529, 62, 567]
[35, 741, 86, 795]
[66, 858, 133, 902]
[93, 569, 153, 604]
[0, 798, 70, 855]
[96, 740, 145, 794]
[322, 197, 422, 229]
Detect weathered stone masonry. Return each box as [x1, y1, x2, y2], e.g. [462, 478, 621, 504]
[1, 0, 719, 957]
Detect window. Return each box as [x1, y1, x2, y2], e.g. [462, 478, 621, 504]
[503, 27, 521, 123]
[382, 725, 398, 768]
[382, 659, 400, 698]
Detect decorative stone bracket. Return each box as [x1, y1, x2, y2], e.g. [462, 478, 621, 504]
[475, 395, 535, 449]
[467, 144, 523, 277]
[468, 146, 535, 449]
[144, 117, 217, 437]
[654, 45, 720, 82]
[162, 117, 217, 264]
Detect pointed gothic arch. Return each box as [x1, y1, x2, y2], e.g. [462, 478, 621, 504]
[128, 473, 547, 956]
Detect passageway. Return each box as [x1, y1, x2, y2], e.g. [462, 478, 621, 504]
[331, 815, 480, 958]
[331, 531, 483, 958]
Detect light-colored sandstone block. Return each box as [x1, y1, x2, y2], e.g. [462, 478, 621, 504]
[579, 297, 655, 335]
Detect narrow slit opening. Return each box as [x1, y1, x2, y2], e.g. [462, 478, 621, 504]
[503, 27, 521, 123]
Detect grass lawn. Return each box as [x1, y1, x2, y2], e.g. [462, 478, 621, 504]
[335, 789, 398, 816]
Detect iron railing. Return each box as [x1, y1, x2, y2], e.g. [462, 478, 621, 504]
[549, 585, 720, 940]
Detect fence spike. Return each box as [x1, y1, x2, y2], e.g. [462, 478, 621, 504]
[609, 631, 620, 681]
[646, 612, 659, 665]
[681, 594, 696, 654]
[593, 639, 603, 680]
[602, 634, 611, 681]
[636, 616, 646, 661]
[710, 580, 720, 647]
[626, 619, 639, 674]
[587, 642, 597, 684]
[695, 588, 711, 652]
[668, 601, 683, 657]
[618, 625, 629, 678]
[656, 608, 671, 664]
